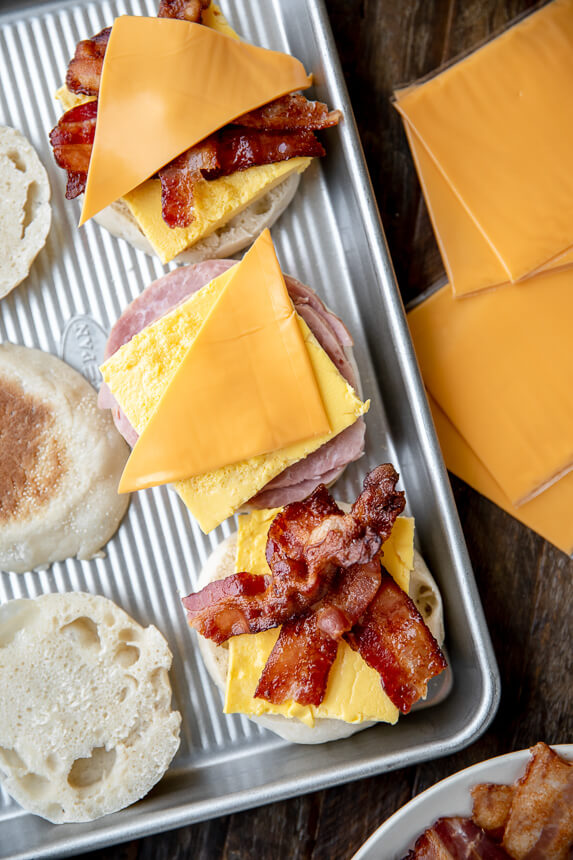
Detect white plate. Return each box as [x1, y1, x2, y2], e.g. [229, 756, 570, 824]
[352, 744, 573, 860]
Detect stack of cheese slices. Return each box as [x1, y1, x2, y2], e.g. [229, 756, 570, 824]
[396, 0, 573, 556]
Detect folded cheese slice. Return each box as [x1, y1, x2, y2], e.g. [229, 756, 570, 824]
[407, 274, 573, 506]
[429, 395, 573, 556]
[81, 15, 312, 224]
[224, 508, 415, 726]
[101, 241, 368, 532]
[118, 230, 330, 491]
[395, 0, 573, 284]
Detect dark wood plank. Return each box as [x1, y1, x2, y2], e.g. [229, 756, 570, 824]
[77, 1, 573, 857]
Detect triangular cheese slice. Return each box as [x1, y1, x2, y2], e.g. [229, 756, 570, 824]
[80, 16, 312, 224]
[428, 395, 573, 556]
[119, 230, 330, 491]
[394, 0, 573, 283]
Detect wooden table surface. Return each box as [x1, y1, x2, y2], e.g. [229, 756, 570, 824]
[82, 1, 572, 857]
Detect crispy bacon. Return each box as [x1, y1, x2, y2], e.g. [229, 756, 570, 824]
[158, 0, 210, 21]
[407, 745, 573, 860]
[500, 742, 573, 859]
[184, 467, 404, 645]
[184, 476, 395, 645]
[66, 27, 110, 96]
[64, 1, 209, 97]
[471, 784, 514, 842]
[49, 100, 97, 198]
[181, 464, 446, 715]
[255, 613, 338, 706]
[405, 817, 511, 859]
[255, 558, 381, 705]
[346, 568, 447, 714]
[159, 127, 325, 227]
[233, 94, 342, 131]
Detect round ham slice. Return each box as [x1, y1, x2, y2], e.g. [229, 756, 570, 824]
[98, 260, 366, 507]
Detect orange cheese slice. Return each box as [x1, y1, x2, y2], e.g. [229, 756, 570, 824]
[80, 16, 312, 224]
[119, 230, 330, 492]
[397, 106, 573, 296]
[407, 273, 573, 506]
[429, 395, 573, 556]
[394, 0, 573, 283]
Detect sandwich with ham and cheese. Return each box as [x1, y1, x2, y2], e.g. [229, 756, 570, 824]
[183, 464, 447, 744]
[99, 229, 369, 531]
[49, 0, 341, 265]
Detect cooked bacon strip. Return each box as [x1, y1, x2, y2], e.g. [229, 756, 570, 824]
[255, 558, 381, 705]
[345, 568, 447, 714]
[66, 27, 110, 96]
[64, 0, 209, 97]
[184, 466, 406, 645]
[501, 742, 573, 860]
[160, 127, 325, 227]
[255, 613, 338, 706]
[405, 817, 511, 858]
[49, 100, 97, 198]
[233, 94, 342, 131]
[471, 784, 515, 842]
[158, 0, 210, 21]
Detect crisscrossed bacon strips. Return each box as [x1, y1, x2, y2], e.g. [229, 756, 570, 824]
[183, 464, 447, 714]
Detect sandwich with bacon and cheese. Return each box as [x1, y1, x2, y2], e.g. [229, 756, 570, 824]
[49, 0, 341, 265]
[183, 464, 447, 744]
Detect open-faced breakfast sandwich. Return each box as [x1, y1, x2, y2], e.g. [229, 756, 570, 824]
[183, 464, 447, 743]
[49, 0, 341, 264]
[99, 229, 369, 531]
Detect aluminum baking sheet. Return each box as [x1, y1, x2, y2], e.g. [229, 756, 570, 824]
[0, 0, 501, 857]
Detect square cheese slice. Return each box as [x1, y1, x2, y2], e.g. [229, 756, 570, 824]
[407, 274, 573, 506]
[395, 0, 573, 283]
[397, 111, 573, 297]
[429, 395, 573, 556]
[224, 508, 415, 726]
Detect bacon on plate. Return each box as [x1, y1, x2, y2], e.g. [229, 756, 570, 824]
[405, 743, 573, 859]
[405, 817, 511, 859]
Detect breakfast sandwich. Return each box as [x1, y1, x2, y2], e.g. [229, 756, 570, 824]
[49, 0, 341, 264]
[0, 343, 130, 573]
[99, 229, 369, 531]
[183, 464, 447, 743]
